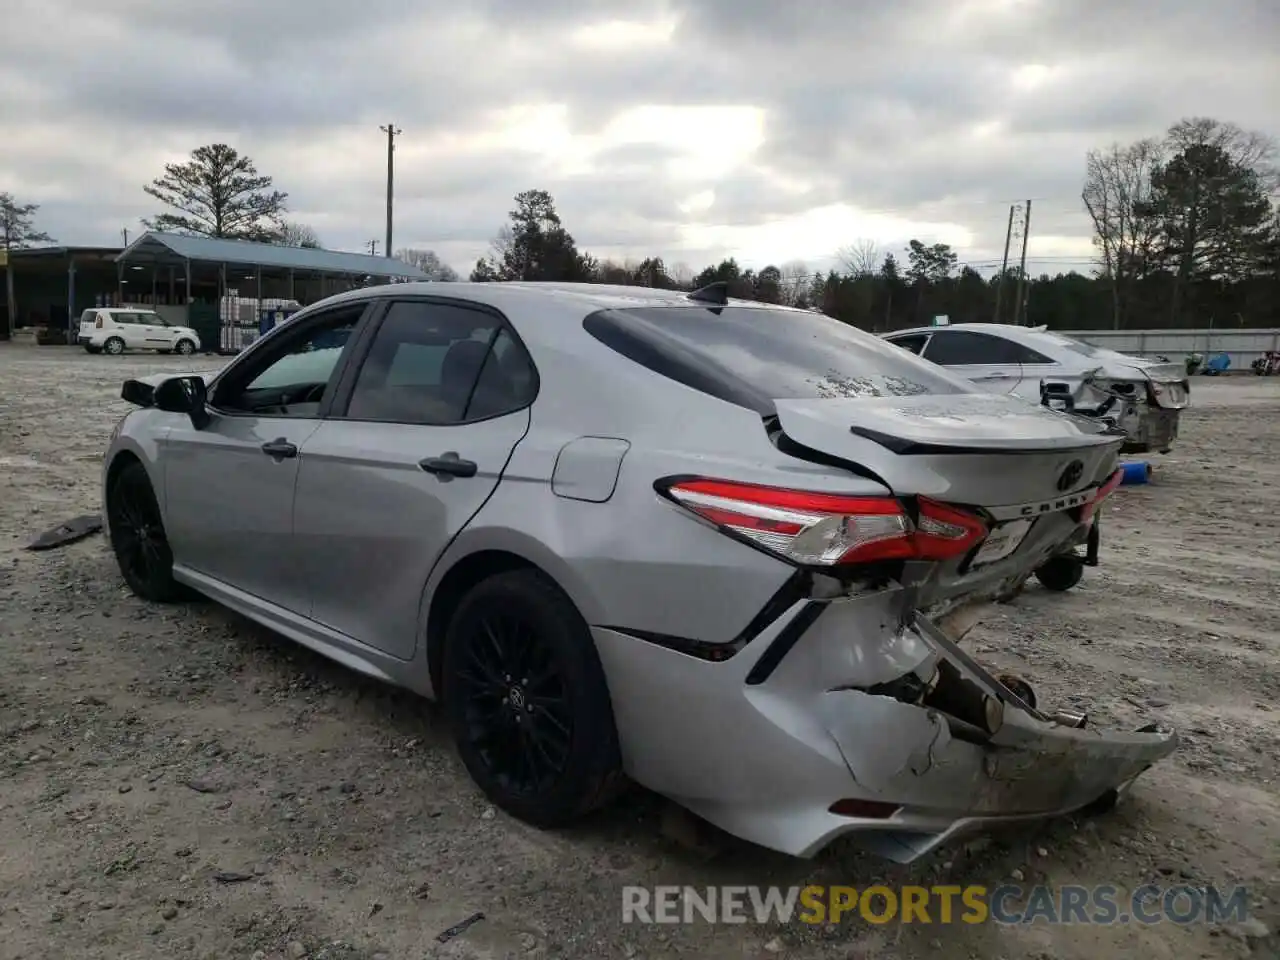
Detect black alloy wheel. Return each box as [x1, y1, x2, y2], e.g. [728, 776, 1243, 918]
[458, 608, 573, 797]
[107, 460, 186, 602]
[442, 569, 624, 826]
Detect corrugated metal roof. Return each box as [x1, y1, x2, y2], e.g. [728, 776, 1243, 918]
[116, 231, 429, 280]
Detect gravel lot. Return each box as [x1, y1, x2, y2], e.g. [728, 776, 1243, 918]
[1, 343, 1277, 960]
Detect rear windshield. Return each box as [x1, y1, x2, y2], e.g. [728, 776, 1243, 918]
[1043, 332, 1103, 357]
[585, 305, 974, 411]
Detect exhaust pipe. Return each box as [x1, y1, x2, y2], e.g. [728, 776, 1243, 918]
[1050, 708, 1088, 729]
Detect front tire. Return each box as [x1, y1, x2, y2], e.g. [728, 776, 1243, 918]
[1035, 555, 1085, 592]
[174, 339, 196, 356]
[106, 460, 186, 603]
[104, 336, 125, 355]
[441, 569, 624, 827]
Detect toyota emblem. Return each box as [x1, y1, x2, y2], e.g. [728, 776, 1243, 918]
[1057, 459, 1084, 491]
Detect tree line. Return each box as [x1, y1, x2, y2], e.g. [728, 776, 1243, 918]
[4, 114, 1277, 331]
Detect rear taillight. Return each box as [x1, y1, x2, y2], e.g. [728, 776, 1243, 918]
[1079, 468, 1123, 524]
[657, 477, 987, 567]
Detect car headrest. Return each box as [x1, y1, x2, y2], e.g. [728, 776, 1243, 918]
[441, 339, 491, 401]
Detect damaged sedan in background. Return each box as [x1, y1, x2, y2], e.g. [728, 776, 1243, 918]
[101, 281, 1177, 863]
[882, 322, 1191, 454]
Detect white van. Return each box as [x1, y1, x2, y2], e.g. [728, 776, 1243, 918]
[78, 308, 202, 356]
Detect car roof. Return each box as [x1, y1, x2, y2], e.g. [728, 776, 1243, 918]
[886, 322, 1054, 342]
[308, 280, 803, 317]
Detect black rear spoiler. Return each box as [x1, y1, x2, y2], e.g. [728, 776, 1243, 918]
[121, 379, 155, 408]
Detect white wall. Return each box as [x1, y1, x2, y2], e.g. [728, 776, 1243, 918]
[1059, 328, 1280, 370]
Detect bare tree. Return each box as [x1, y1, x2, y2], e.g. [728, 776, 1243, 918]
[1166, 117, 1278, 191]
[1082, 139, 1164, 329]
[279, 222, 321, 248]
[395, 248, 459, 281]
[837, 239, 880, 277]
[669, 261, 695, 288]
[778, 260, 812, 306]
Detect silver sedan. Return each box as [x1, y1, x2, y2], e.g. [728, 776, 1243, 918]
[101, 282, 1175, 861]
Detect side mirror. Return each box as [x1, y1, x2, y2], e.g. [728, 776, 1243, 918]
[154, 376, 211, 429]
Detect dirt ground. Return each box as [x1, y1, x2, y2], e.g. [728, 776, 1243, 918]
[0, 343, 1277, 960]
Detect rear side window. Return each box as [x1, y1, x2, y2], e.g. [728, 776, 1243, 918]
[923, 330, 1043, 365]
[344, 301, 536, 424]
[584, 306, 972, 413]
[1007, 342, 1055, 364]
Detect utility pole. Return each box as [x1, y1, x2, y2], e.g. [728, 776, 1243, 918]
[122, 228, 129, 246]
[992, 204, 1016, 323]
[1012, 200, 1032, 325]
[379, 124, 401, 258]
[367, 240, 379, 256]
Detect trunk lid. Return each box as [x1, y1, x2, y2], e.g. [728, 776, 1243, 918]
[1091, 357, 1189, 408]
[774, 392, 1123, 508]
[1121, 358, 1185, 383]
[773, 393, 1124, 612]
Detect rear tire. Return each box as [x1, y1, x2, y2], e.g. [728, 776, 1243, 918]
[441, 569, 624, 827]
[104, 337, 125, 355]
[106, 460, 188, 603]
[1035, 555, 1084, 592]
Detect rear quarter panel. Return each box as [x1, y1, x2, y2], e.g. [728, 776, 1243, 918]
[438, 303, 895, 645]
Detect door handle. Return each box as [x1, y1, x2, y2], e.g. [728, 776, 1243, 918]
[418, 452, 478, 479]
[261, 438, 298, 460]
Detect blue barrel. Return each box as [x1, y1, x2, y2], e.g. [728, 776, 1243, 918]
[1120, 461, 1151, 485]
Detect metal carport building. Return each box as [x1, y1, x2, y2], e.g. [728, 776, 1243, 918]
[114, 231, 430, 353]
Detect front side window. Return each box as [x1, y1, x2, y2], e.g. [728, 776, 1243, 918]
[343, 301, 536, 425]
[215, 306, 364, 417]
[888, 333, 929, 355]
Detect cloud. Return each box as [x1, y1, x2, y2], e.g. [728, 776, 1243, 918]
[1, 0, 1276, 276]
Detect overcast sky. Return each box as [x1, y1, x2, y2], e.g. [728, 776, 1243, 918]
[3, 0, 1277, 277]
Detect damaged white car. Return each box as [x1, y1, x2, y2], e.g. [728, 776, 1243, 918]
[883, 323, 1190, 454]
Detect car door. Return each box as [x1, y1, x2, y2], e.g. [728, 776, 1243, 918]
[112, 313, 145, 350]
[160, 300, 373, 612]
[290, 297, 537, 659]
[141, 316, 175, 350]
[921, 329, 1022, 394]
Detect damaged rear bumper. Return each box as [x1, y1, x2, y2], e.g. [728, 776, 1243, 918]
[592, 590, 1177, 862]
[814, 615, 1176, 861]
